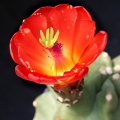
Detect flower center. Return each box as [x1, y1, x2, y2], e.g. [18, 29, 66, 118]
[48, 42, 63, 58]
[39, 27, 74, 76]
[39, 27, 59, 48]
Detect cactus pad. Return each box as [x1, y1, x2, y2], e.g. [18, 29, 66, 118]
[33, 52, 120, 120]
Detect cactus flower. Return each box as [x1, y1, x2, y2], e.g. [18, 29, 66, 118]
[9, 4, 107, 90]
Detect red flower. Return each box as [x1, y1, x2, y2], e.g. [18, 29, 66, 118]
[10, 4, 107, 89]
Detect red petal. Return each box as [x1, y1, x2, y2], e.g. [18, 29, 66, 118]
[54, 65, 88, 84]
[15, 58, 88, 85]
[14, 28, 50, 60]
[9, 33, 21, 65]
[79, 31, 108, 66]
[28, 72, 58, 84]
[79, 44, 98, 66]
[20, 14, 47, 40]
[15, 65, 29, 80]
[33, 6, 53, 15]
[49, 4, 78, 59]
[92, 31, 108, 56]
[75, 6, 92, 20]
[54, 69, 77, 82]
[69, 66, 88, 83]
[15, 65, 58, 84]
[32, 6, 53, 28]
[73, 20, 96, 63]
[13, 28, 54, 75]
[53, 66, 88, 90]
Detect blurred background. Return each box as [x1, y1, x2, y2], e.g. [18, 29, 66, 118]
[0, 0, 120, 119]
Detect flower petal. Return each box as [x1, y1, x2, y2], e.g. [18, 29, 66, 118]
[75, 6, 92, 20]
[28, 72, 58, 84]
[54, 64, 88, 83]
[33, 6, 53, 15]
[68, 66, 88, 83]
[10, 4, 108, 87]
[20, 13, 47, 40]
[73, 20, 96, 64]
[32, 6, 53, 28]
[13, 28, 54, 75]
[53, 66, 88, 90]
[9, 33, 21, 65]
[18, 45, 53, 76]
[14, 28, 49, 60]
[49, 4, 78, 59]
[15, 65, 29, 80]
[79, 44, 98, 66]
[79, 31, 108, 66]
[92, 31, 108, 56]
[15, 65, 58, 84]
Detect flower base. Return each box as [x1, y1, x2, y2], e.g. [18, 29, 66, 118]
[33, 52, 120, 120]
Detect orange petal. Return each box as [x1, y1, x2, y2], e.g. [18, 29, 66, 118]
[54, 69, 77, 82]
[20, 13, 47, 40]
[53, 55, 74, 76]
[73, 20, 96, 64]
[49, 4, 77, 59]
[54, 64, 88, 83]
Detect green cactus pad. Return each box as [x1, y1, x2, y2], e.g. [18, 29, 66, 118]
[33, 52, 120, 120]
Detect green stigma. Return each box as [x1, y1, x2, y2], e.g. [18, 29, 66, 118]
[39, 27, 59, 48]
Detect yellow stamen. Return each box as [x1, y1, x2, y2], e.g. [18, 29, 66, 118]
[39, 27, 59, 48]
